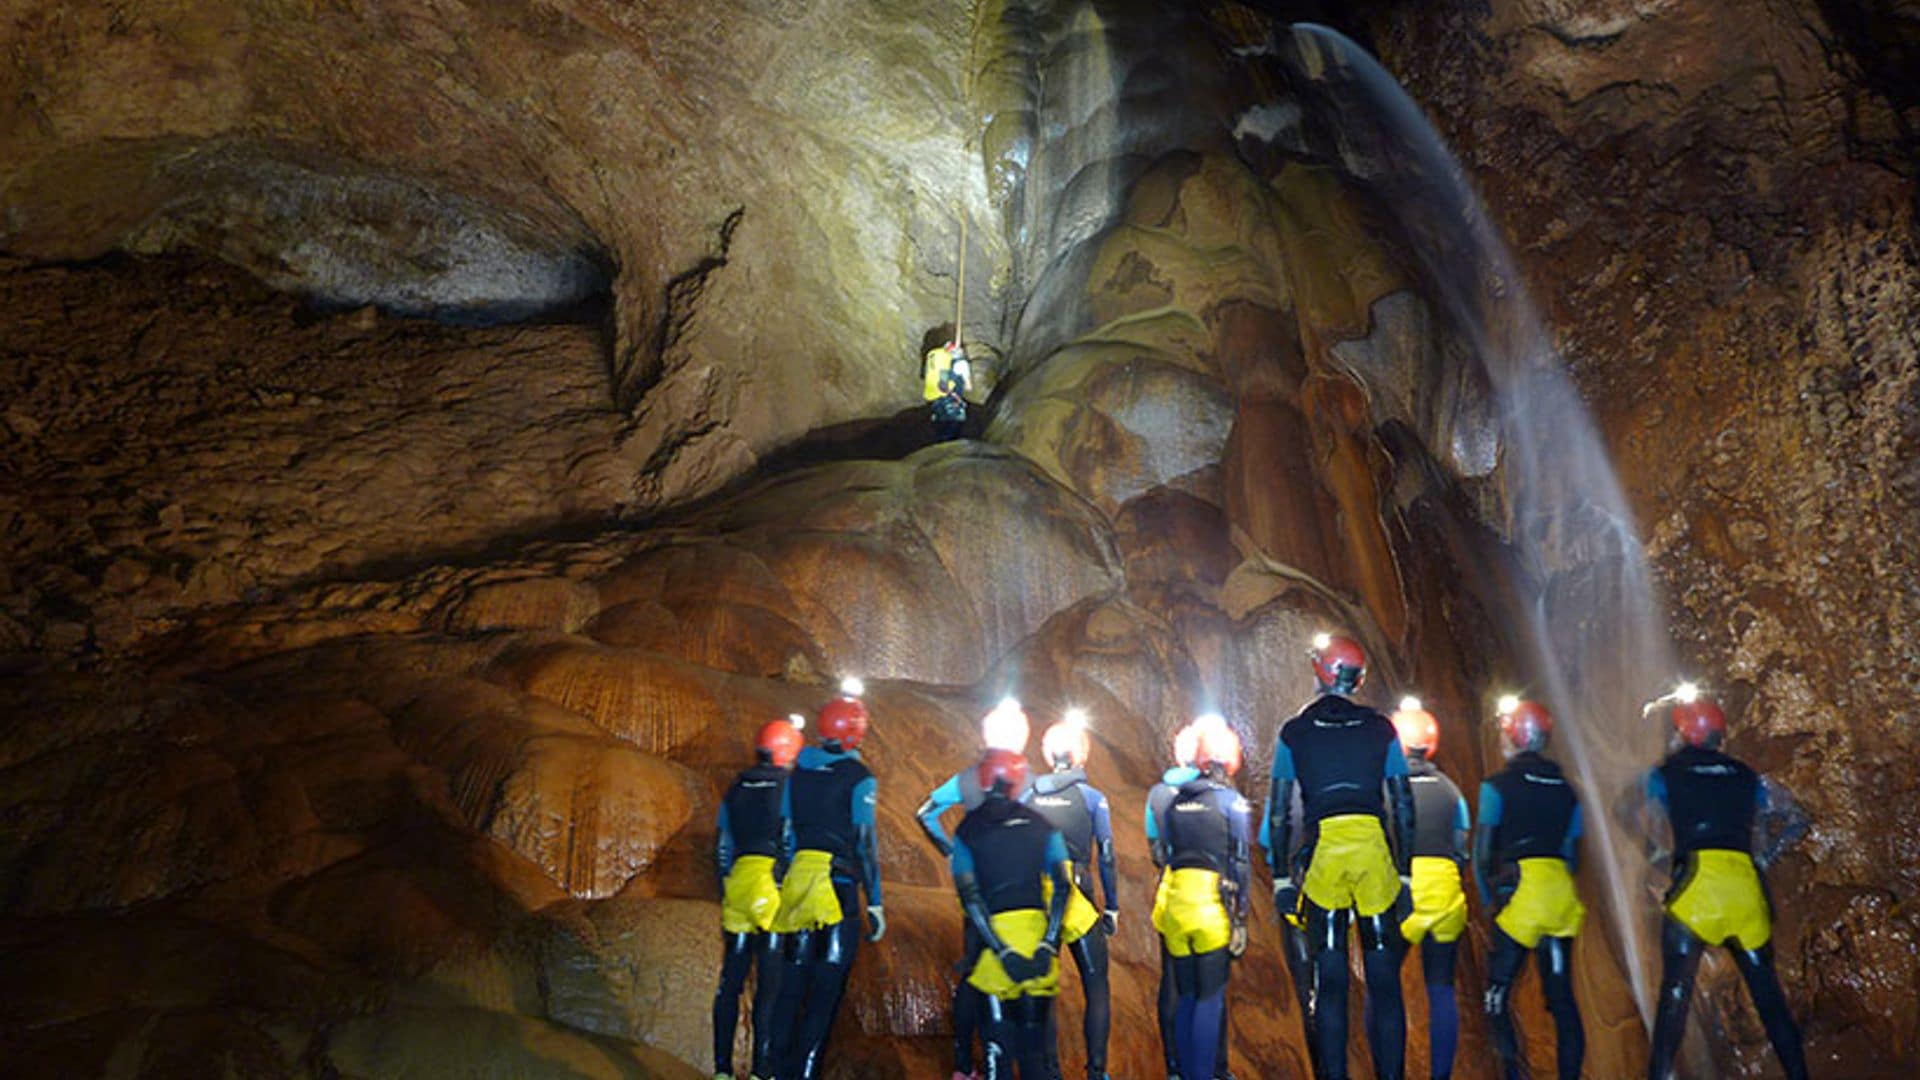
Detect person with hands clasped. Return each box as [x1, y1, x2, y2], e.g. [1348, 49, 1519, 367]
[953, 748, 1072, 1079]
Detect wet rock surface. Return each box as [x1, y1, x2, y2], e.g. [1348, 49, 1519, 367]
[1355, 0, 1920, 1073]
[1, 0, 1915, 1077]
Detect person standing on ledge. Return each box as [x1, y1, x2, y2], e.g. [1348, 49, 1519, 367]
[953, 748, 1072, 1079]
[712, 715, 803, 1080]
[924, 339, 971, 442]
[1266, 633, 1415, 1080]
[1390, 698, 1471, 1080]
[1633, 688, 1811, 1080]
[1153, 716, 1251, 1080]
[1476, 697, 1586, 1080]
[1024, 709, 1118, 1080]
[769, 680, 883, 1080]
[918, 698, 1034, 1080]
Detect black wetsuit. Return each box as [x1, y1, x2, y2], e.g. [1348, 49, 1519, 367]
[713, 760, 790, 1078]
[920, 766, 1030, 1078]
[772, 746, 879, 1080]
[1406, 755, 1470, 1080]
[1025, 768, 1116, 1079]
[952, 796, 1071, 1080]
[1645, 746, 1810, 1080]
[1267, 694, 1415, 1080]
[1149, 765, 1235, 1078]
[1475, 752, 1584, 1080]
[1161, 771, 1251, 1080]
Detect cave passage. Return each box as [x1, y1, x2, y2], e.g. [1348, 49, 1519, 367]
[2, 1, 1916, 1078]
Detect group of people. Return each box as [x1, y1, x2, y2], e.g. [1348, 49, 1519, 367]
[710, 636, 1814, 1080]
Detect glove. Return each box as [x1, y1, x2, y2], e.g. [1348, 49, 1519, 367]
[866, 905, 886, 942]
[1272, 877, 1300, 918]
[1228, 921, 1248, 959]
[1101, 909, 1119, 936]
[998, 947, 1042, 984]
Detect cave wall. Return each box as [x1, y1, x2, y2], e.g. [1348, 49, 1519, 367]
[3, 0, 1916, 1077]
[3, 0, 1009, 510]
[1356, 0, 1920, 1072]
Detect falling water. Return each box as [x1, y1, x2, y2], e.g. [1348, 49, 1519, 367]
[1275, 24, 1677, 1023]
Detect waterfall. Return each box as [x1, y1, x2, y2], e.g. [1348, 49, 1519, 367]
[1275, 23, 1678, 1024]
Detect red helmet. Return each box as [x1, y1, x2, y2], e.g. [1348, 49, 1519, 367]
[817, 696, 870, 749]
[1193, 718, 1243, 776]
[1391, 700, 1440, 758]
[755, 718, 803, 767]
[1671, 699, 1727, 748]
[1311, 634, 1367, 693]
[1041, 721, 1091, 768]
[1500, 699, 1553, 753]
[977, 748, 1030, 794]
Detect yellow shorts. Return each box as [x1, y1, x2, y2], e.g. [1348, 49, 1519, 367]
[1044, 872, 1102, 944]
[772, 850, 843, 933]
[1667, 849, 1772, 950]
[1401, 855, 1468, 945]
[968, 908, 1062, 1000]
[1153, 867, 1232, 957]
[1495, 857, 1586, 948]
[1303, 814, 1401, 917]
[721, 854, 781, 934]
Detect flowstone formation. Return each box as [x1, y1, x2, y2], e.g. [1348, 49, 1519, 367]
[3, 1, 1913, 1078]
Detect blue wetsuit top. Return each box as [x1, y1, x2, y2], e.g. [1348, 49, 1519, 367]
[1644, 746, 1808, 868]
[951, 799, 1071, 914]
[784, 745, 880, 906]
[715, 761, 790, 882]
[1025, 768, 1117, 910]
[1164, 776, 1253, 916]
[1266, 694, 1410, 878]
[919, 765, 1031, 857]
[1474, 751, 1581, 905]
[1147, 764, 1201, 850]
[1408, 755, 1471, 862]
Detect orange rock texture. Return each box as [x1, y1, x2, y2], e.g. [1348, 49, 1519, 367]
[2, 0, 1914, 1077]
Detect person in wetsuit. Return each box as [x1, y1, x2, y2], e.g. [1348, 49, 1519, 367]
[1390, 699, 1471, 1080]
[1476, 699, 1585, 1080]
[770, 689, 884, 1080]
[1024, 713, 1118, 1080]
[712, 717, 803, 1080]
[1153, 718, 1251, 1080]
[918, 698, 1033, 1080]
[1257, 737, 1323, 1079]
[1637, 693, 1811, 1080]
[1266, 634, 1415, 1080]
[1147, 724, 1208, 1079]
[953, 748, 1072, 1079]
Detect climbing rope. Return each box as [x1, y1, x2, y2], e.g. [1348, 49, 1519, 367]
[955, 209, 968, 348]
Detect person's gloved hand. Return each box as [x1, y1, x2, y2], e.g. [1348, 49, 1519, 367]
[866, 905, 887, 942]
[1101, 909, 1119, 936]
[998, 947, 1041, 984]
[1272, 877, 1300, 918]
[1228, 921, 1248, 959]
